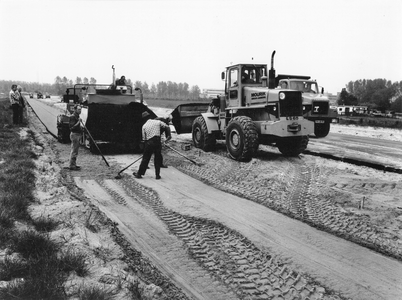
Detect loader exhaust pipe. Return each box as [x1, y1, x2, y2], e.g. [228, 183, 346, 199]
[268, 50, 276, 89]
[112, 65, 115, 85]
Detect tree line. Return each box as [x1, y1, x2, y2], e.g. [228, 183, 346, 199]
[0, 76, 202, 100]
[338, 79, 402, 113]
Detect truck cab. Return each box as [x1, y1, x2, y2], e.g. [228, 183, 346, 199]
[276, 76, 338, 138]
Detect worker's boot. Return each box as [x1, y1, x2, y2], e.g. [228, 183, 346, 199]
[133, 172, 142, 179]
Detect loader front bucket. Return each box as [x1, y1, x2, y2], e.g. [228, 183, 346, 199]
[171, 103, 209, 134]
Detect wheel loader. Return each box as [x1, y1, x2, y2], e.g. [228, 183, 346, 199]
[171, 51, 314, 161]
[276, 75, 338, 138]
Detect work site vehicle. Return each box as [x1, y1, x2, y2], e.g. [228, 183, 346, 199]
[37, 92, 43, 99]
[171, 51, 314, 161]
[56, 72, 156, 153]
[276, 75, 338, 138]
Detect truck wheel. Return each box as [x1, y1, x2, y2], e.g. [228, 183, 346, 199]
[192, 116, 216, 151]
[314, 122, 330, 138]
[277, 136, 309, 156]
[226, 116, 259, 162]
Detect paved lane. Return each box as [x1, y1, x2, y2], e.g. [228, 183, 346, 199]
[26, 97, 60, 137]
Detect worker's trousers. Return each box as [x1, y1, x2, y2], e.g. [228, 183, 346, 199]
[138, 136, 162, 176]
[69, 132, 81, 167]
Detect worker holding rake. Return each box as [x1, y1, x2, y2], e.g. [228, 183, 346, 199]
[133, 112, 171, 180]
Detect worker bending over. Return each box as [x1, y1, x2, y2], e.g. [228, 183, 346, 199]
[133, 112, 171, 180]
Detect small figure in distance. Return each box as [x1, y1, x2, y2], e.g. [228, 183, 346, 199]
[115, 76, 127, 86]
[17, 85, 26, 125]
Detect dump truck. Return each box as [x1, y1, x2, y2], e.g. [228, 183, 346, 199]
[56, 71, 156, 153]
[276, 75, 337, 138]
[171, 51, 314, 161]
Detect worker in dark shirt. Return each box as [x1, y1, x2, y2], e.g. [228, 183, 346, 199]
[115, 76, 127, 86]
[69, 105, 83, 170]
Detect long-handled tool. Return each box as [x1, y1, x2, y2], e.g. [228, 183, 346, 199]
[164, 144, 199, 165]
[80, 120, 110, 167]
[115, 155, 143, 179]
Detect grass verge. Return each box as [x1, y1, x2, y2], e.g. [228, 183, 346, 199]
[0, 98, 91, 299]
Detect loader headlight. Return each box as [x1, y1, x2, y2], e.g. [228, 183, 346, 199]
[279, 92, 286, 100]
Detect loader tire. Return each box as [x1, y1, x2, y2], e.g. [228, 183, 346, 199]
[277, 135, 309, 157]
[192, 116, 216, 152]
[314, 122, 330, 138]
[226, 116, 259, 162]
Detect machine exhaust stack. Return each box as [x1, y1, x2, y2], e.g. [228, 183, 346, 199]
[268, 50, 276, 89]
[112, 65, 115, 85]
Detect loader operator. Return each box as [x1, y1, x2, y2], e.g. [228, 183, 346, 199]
[241, 70, 255, 84]
[133, 112, 171, 180]
[115, 76, 127, 86]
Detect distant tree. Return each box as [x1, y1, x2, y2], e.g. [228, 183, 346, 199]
[150, 83, 157, 98]
[90, 77, 96, 84]
[54, 76, 63, 95]
[83, 77, 89, 84]
[345, 78, 401, 111]
[390, 95, 402, 113]
[142, 82, 150, 94]
[183, 82, 189, 99]
[75, 77, 82, 84]
[166, 81, 173, 98]
[338, 88, 358, 106]
[157, 81, 167, 99]
[190, 85, 201, 100]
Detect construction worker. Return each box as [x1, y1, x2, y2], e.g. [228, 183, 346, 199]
[69, 104, 83, 170]
[133, 112, 171, 180]
[17, 85, 26, 124]
[9, 84, 21, 125]
[115, 76, 126, 86]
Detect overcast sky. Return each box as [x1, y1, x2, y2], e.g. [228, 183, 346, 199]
[1, 0, 401, 94]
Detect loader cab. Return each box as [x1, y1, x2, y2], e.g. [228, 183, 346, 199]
[224, 64, 267, 108]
